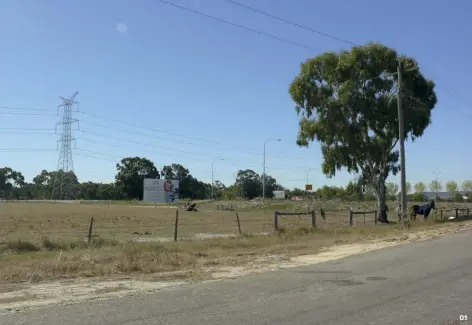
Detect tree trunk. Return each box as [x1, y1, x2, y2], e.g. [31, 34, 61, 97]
[375, 179, 389, 223]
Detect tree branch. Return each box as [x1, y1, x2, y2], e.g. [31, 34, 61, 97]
[388, 139, 399, 153]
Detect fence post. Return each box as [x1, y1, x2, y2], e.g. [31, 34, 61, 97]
[231, 204, 233, 211]
[235, 213, 242, 235]
[455, 208, 459, 220]
[87, 216, 94, 244]
[467, 208, 470, 218]
[174, 209, 179, 242]
[311, 210, 316, 228]
[440, 209, 443, 220]
[349, 210, 353, 226]
[374, 210, 378, 225]
[274, 211, 279, 230]
[363, 211, 366, 224]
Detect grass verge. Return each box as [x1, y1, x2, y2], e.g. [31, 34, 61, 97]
[0, 219, 468, 286]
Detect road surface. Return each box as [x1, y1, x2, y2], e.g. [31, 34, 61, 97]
[2, 230, 471, 325]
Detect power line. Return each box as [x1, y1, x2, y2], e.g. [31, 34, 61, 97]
[74, 119, 316, 161]
[156, 0, 313, 51]
[74, 151, 229, 176]
[0, 106, 55, 112]
[0, 127, 53, 130]
[0, 121, 320, 165]
[75, 139, 218, 164]
[78, 120, 219, 148]
[0, 107, 323, 161]
[79, 111, 219, 144]
[222, 0, 357, 46]
[1, 107, 226, 148]
[76, 119, 319, 160]
[74, 130, 318, 170]
[1, 107, 318, 159]
[0, 131, 56, 135]
[76, 129, 253, 163]
[0, 148, 57, 152]
[160, 0, 472, 122]
[0, 111, 57, 116]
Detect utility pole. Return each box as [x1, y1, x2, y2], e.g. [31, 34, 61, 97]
[211, 158, 223, 200]
[397, 61, 407, 224]
[51, 92, 79, 200]
[262, 138, 281, 199]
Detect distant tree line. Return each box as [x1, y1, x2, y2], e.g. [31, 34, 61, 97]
[1, 161, 470, 202]
[291, 180, 472, 202]
[0, 157, 282, 201]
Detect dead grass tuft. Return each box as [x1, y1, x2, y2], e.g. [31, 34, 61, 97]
[0, 200, 469, 286]
[6, 240, 40, 253]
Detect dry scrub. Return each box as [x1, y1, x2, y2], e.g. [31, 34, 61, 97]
[1, 200, 470, 286]
[2, 201, 467, 244]
[0, 217, 467, 286]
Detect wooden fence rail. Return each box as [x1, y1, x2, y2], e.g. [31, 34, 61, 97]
[348, 210, 378, 225]
[216, 204, 233, 211]
[274, 210, 316, 230]
[439, 208, 470, 220]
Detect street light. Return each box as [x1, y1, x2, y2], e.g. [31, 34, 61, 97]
[262, 138, 281, 199]
[211, 158, 224, 200]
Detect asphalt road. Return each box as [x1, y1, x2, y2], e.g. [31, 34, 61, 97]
[2, 230, 471, 325]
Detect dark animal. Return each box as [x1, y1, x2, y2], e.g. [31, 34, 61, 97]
[410, 200, 436, 221]
[183, 203, 198, 212]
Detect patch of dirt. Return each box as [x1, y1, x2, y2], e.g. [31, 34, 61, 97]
[0, 279, 187, 314]
[203, 222, 472, 278]
[1, 222, 470, 315]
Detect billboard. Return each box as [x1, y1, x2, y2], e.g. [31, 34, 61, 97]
[273, 190, 285, 200]
[305, 184, 312, 191]
[143, 179, 180, 203]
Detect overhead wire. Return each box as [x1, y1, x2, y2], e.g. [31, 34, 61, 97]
[79, 111, 220, 144]
[0, 148, 57, 152]
[0, 107, 320, 161]
[74, 150, 229, 176]
[8, 1, 469, 186]
[221, 0, 357, 46]
[156, 0, 313, 51]
[158, 0, 472, 121]
[75, 136, 315, 171]
[2, 125, 319, 171]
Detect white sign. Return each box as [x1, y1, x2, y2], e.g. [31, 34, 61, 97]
[273, 190, 285, 200]
[143, 179, 180, 203]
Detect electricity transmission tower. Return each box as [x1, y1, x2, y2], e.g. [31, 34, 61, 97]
[51, 92, 79, 200]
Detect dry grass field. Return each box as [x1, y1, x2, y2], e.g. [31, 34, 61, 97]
[0, 199, 470, 286]
[1, 199, 470, 243]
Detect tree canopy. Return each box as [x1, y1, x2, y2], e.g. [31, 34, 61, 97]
[115, 157, 160, 200]
[1, 162, 468, 203]
[289, 42, 437, 221]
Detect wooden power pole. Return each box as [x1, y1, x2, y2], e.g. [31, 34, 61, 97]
[397, 60, 407, 224]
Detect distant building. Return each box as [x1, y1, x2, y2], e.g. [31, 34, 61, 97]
[422, 191, 469, 200]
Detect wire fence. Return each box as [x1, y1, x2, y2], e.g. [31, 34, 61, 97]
[1, 201, 471, 245]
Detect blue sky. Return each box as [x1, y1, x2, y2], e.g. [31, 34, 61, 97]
[1, 0, 471, 190]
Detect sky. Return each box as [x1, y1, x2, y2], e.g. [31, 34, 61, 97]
[1, 0, 471, 191]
